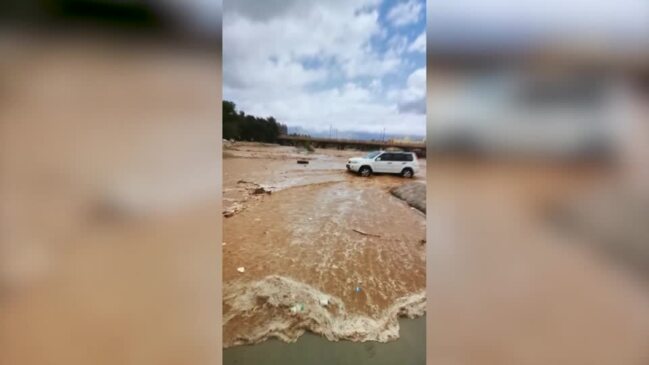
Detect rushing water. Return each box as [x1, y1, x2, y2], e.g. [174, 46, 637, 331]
[223, 143, 427, 347]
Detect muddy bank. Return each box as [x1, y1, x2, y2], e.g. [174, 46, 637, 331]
[222, 142, 426, 218]
[222, 143, 361, 218]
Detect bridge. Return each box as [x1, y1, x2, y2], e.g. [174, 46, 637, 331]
[277, 135, 426, 156]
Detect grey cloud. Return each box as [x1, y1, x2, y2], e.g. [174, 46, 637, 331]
[224, 0, 376, 21]
[224, 0, 309, 21]
[398, 97, 425, 114]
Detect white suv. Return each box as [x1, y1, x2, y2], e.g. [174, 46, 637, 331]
[346, 151, 419, 178]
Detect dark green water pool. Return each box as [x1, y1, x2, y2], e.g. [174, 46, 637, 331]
[224, 316, 425, 365]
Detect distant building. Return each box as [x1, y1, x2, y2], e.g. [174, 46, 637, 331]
[389, 136, 423, 144]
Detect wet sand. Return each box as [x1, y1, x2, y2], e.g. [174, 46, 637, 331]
[222, 143, 426, 347]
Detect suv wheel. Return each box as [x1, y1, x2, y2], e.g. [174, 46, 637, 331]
[359, 166, 372, 177]
[401, 168, 413, 178]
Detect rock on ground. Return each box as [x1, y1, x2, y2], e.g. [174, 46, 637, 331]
[390, 182, 426, 213]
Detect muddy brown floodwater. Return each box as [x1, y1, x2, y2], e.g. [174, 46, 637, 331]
[222, 142, 427, 347]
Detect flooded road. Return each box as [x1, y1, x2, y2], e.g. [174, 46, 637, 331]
[222, 143, 426, 347]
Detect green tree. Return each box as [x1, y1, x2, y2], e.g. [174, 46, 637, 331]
[222, 100, 284, 143]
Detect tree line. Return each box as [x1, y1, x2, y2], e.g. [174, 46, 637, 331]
[223, 100, 288, 143]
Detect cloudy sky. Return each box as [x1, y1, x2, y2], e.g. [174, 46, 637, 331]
[427, 0, 649, 52]
[223, 0, 426, 136]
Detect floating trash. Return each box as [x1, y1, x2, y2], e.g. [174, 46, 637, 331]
[289, 303, 305, 314]
[319, 296, 329, 306]
[237, 267, 245, 273]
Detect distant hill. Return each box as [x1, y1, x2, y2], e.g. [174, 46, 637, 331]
[287, 126, 424, 142]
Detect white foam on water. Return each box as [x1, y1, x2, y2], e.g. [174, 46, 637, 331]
[223, 275, 426, 348]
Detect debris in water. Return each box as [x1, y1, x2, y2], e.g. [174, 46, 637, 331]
[352, 228, 381, 237]
[237, 267, 245, 273]
[223, 202, 244, 217]
[355, 286, 362, 293]
[319, 296, 329, 306]
[297, 160, 309, 164]
[252, 187, 271, 195]
[223, 242, 227, 246]
[289, 303, 305, 314]
[419, 239, 426, 245]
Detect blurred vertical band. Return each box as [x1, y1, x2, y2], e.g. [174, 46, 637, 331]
[0, 1, 223, 364]
[426, 1, 649, 364]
